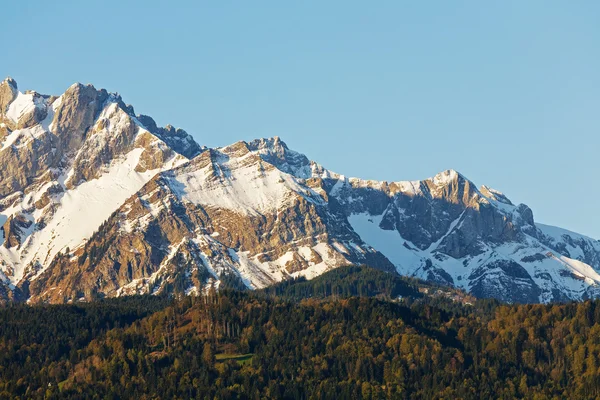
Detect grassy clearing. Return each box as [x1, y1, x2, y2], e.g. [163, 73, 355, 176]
[215, 353, 254, 365]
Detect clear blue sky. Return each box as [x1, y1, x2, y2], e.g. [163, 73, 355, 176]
[2, 1, 599, 238]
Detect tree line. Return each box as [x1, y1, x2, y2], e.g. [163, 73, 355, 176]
[0, 266, 599, 399]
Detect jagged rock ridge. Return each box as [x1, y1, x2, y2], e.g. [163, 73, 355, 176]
[1, 78, 599, 304]
[0, 78, 202, 300]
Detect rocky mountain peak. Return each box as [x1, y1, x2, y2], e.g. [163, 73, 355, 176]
[0, 77, 17, 98]
[422, 169, 482, 208]
[3, 129, 600, 305]
[52, 82, 109, 153]
[429, 169, 473, 190]
[1, 76, 17, 88]
[0, 78, 203, 287]
[1, 79, 600, 305]
[0, 77, 19, 120]
[480, 185, 514, 205]
[432, 168, 462, 183]
[136, 115, 203, 159]
[245, 136, 312, 178]
[248, 135, 285, 149]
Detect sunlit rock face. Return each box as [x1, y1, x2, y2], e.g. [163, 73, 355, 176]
[2, 78, 600, 304]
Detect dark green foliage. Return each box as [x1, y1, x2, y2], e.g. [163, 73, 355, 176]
[1, 266, 600, 399]
[0, 295, 169, 398]
[259, 265, 423, 300]
[218, 271, 248, 291]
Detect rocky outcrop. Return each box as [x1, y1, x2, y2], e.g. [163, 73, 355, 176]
[19, 135, 600, 304]
[0, 128, 57, 197]
[22, 135, 600, 304]
[28, 143, 395, 302]
[15, 92, 48, 130]
[51, 83, 109, 155]
[304, 157, 600, 303]
[469, 260, 541, 303]
[537, 225, 600, 272]
[0, 82, 112, 197]
[137, 114, 203, 159]
[0, 78, 198, 292]
[1, 214, 33, 249]
[2, 77, 600, 305]
[65, 104, 177, 187]
[0, 77, 17, 119]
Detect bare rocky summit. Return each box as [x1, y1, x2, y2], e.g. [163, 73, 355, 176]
[1, 78, 599, 304]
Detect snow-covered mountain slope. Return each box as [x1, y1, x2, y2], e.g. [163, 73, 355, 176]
[321, 168, 600, 303]
[0, 78, 202, 300]
[2, 77, 599, 304]
[24, 134, 600, 304]
[29, 138, 394, 302]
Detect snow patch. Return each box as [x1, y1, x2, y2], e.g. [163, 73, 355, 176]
[168, 148, 325, 215]
[6, 92, 39, 123]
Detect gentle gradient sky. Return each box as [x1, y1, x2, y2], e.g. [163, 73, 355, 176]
[2, 1, 599, 238]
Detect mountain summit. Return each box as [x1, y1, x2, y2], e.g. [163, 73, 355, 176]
[1, 79, 599, 304]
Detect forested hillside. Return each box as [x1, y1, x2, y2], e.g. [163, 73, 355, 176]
[1, 266, 600, 399]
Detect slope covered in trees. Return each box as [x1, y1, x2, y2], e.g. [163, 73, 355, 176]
[1, 266, 600, 399]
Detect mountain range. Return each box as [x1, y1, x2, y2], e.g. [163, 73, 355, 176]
[1, 77, 599, 304]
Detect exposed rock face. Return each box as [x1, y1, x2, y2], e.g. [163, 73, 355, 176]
[1, 214, 32, 248]
[137, 114, 204, 159]
[29, 140, 395, 302]
[25, 136, 600, 304]
[0, 77, 17, 119]
[469, 260, 541, 303]
[3, 77, 600, 304]
[52, 83, 109, 155]
[0, 78, 193, 290]
[337, 170, 600, 303]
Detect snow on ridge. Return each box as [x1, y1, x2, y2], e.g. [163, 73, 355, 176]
[4, 77, 598, 304]
[347, 208, 600, 303]
[481, 185, 506, 197]
[230, 241, 349, 288]
[431, 169, 460, 186]
[6, 91, 43, 123]
[392, 180, 423, 196]
[217, 136, 313, 179]
[537, 223, 600, 244]
[536, 223, 600, 268]
[0, 139, 186, 284]
[6, 92, 31, 122]
[166, 145, 325, 215]
[206, 139, 515, 211]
